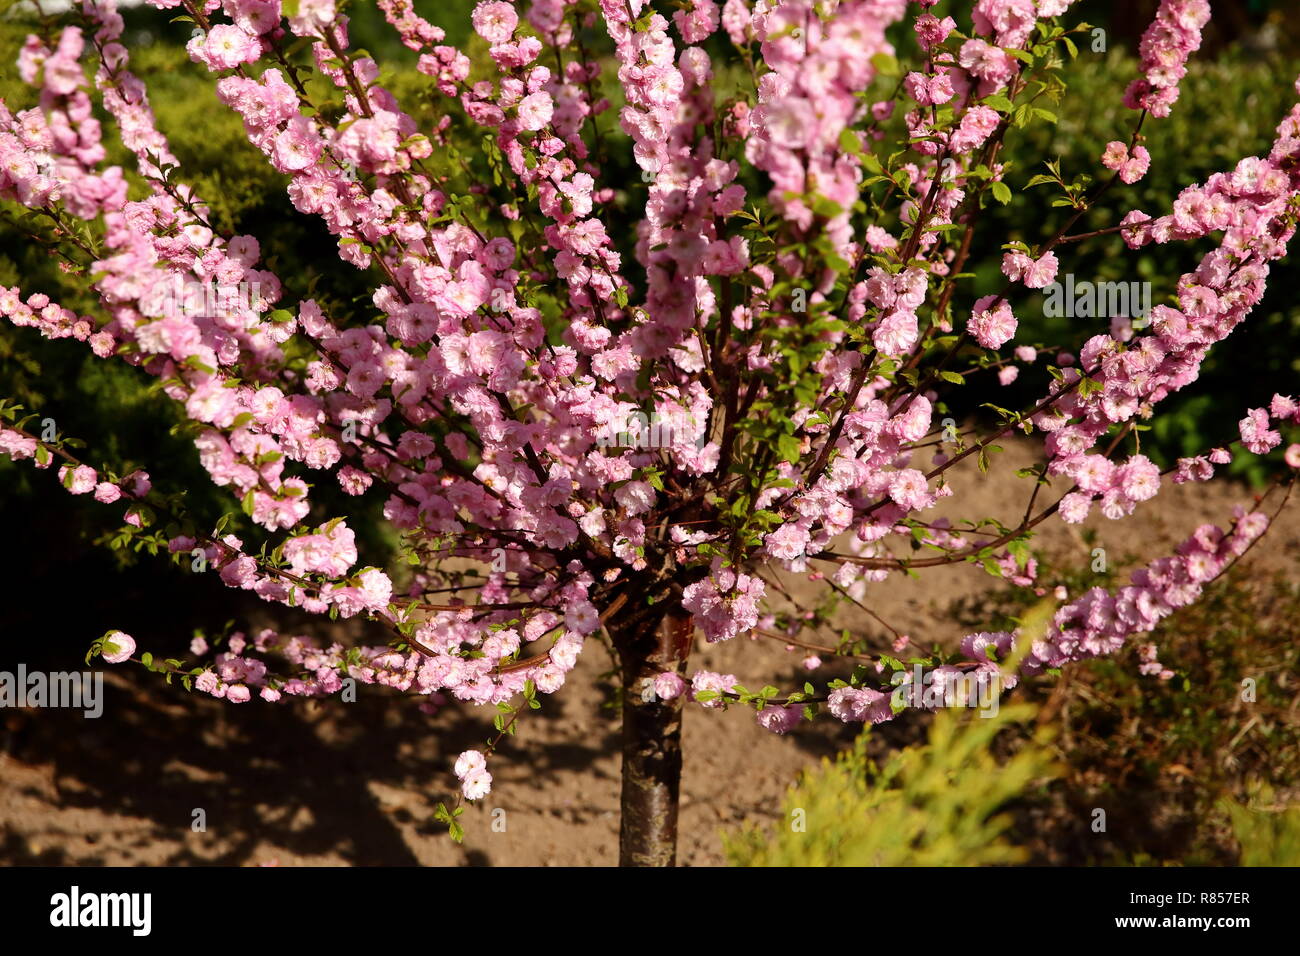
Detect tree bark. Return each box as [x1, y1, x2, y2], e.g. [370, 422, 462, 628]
[616, 605, 694, 867]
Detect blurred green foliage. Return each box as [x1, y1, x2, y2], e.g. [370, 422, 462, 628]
[1223, 789, 1300, 866]
[723, 704, 1060, 866]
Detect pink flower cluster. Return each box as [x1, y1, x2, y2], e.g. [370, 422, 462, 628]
[749, 0, 906, 252]
[1036, 110, 1300, 524]
[1101, 140, 1152, 185]
[681, 562, 765, 643]
[1123, 0, 1211, 119]
[969, 295, 1018, 349]
[814, 504, 1267, 729]
[1022, 507, 1270, 674]
[1001, 250, 1059, 289]
[454, 749, 492, 801]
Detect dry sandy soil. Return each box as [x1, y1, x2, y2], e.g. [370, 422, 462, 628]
[2, 438, 1297, 866]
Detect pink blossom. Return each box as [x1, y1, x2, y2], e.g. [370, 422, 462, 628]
[102, 631, 135, 664]
[673, 0, 720, 44]
[517, 91, 554, 131]
[1102, 140, 1152, 184]
[461, 769, 493, 800]
[60, 464, 97, 494]
[190, 25, 262, 72]
[915, 14, 956, 50]
[654, 672, 686, 700]
[827, 686, 893, 724]
[969, 295, 1017, 349]
[454, 750, 487, 778]
[691, 670, 738, 708]
[472, 2, 518, 45]
[93, 481, 122, 503]
[1058, 492, 1092, 524]
[1123, 0, 1211, 119]
[950, 105, 1001, 153]
[1023, 252, 1059, 289]
[756, 705, 802, 734]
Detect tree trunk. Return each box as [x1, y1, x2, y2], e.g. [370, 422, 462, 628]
[616, 606, 693, 867]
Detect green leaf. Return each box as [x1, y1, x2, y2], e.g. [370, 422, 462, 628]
[990, 181, 1012, 205]
[776, 433, 802, 464]
[811, 195, 843, 219]
[870, 52, 900, 77]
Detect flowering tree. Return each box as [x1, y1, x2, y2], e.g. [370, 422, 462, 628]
[1, 0, 1297, 866]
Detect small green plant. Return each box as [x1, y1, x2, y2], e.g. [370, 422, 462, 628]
[1223, 788, 1300, 867]
[724, 705, 1060, 867]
